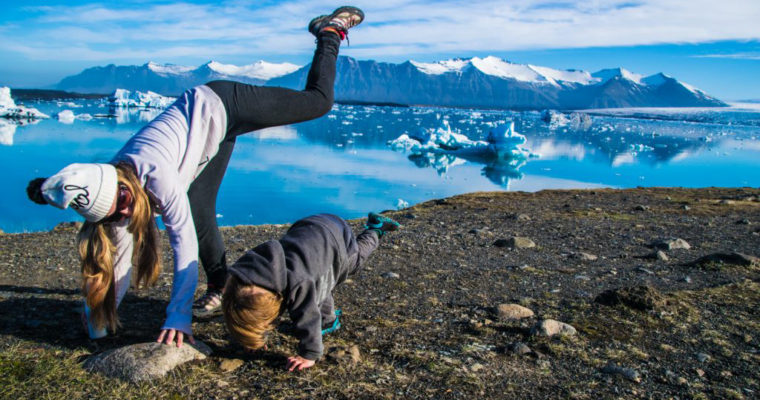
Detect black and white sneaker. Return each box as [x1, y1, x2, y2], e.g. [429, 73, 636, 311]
[308, 6, 365, 40]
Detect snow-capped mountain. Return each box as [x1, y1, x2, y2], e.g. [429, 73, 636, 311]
[56, 60, 299, 95]
[56, 56, 725, 109]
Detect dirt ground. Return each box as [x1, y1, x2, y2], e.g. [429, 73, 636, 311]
[1, 187, 759, 399]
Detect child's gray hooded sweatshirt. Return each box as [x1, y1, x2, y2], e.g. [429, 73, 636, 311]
[227, 214, 378, 360]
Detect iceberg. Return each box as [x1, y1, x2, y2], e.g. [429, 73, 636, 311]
[109, 89, 176, 109]
[389, 120, 538, 187]
[0, 87, 50, 120]
[541, 110, 593, 130]
[57, 110, 76, 124]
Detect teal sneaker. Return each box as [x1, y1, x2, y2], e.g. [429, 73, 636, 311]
[365, 212, 401, 237]
[322, 309, 342, 335]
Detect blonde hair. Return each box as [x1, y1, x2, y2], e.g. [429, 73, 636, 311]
[222, 276, 283, 351]
[77, 162, 161, 332]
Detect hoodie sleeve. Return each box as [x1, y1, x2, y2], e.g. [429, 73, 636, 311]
[148, 177, 198, 336]
[288, 280, 323, 360]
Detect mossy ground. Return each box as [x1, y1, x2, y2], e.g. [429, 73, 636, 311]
[1, 187, 758, 399]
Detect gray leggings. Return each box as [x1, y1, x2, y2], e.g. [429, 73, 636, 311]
[188, 33, 341, 290]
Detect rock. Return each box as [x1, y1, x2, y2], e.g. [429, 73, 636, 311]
[531, 319, 576, 337]
[737, 219, 751, 225]
[686, 252, 759, 268]
[643, 250, 669, 261]
[601, 362, 641, 383]
[515, 214, 531, 221]
[470, 363, 485, 372]
[52, 221, 83, 232]
[381, 272, 400, 279]
[683, 276, 692, 283]
[696, 368, 705, 377]
[494, 237, 535, 249]
[634, 205, 650, 211]
[326, 345, 361, 365]
[682, 205, 691, 210]
[509, 342, 532, 355]
[83, 341, 212, 383]
[574, 274, 590, 281]
[696, 353, 710, 363]
[651, 238, 691, 251]
[219, 358, 244, 372]
[595, 285, 666, 311]
[635, 266, 654, 275]
[496, 304, 534, 320]
[571, 252, 598, 262]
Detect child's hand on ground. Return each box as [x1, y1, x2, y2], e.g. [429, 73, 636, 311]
[286, 355, 315, 371]
[157, 328, 195, 348]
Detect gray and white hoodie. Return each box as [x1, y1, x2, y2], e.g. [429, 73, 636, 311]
[107, 84, 227, 335]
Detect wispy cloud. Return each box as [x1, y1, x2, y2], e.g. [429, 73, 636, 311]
[694, 52, 760, 60]
[1, 0, 758, 65]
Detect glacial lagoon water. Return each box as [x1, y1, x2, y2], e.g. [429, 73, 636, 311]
[2, 99, 759, 233]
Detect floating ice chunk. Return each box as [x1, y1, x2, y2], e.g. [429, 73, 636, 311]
[109, 89, 176, 109]
[541, 110, 592, 130]
[0, 87, 49, 120]
[77, 113, 93, 121]
[57, 110, 76, 124]
[396, 199, 410, 209]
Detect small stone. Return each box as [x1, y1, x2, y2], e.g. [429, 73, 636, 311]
[687, 252, 759, 268]
[737, 219, 751, 225]
[219, 358, 244, 372]
[510, 342, 532, 355]
[635, 266, 654, 275]
[696, 368, 705, 377]
[634, 205, 650, 211]
[531, 319, 576, 337]
[52, 221, 83, 232]
[327, 345, 361, 365]
[696, 353, 710, 363]
[682, 205, 690, 210]
[571, 252, 598, 262]
[515, 214, 531, 221]
[381, 272, 400, 279]
[601, 361, 641, 383]
[574, 274, 590, 281]
[494, 237, 536, 249]
[655, 250, 669, 261]
[651, 238, 691, 251]
[497, 304, 534, 320]
[595, 285, 666, 311]
[683, 276, 692, 283]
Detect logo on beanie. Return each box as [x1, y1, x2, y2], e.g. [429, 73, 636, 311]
[64, 184, 90, 209]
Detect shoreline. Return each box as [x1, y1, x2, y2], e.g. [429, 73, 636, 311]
[1, 187, 758, 399]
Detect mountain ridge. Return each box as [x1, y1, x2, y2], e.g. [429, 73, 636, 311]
[55, 56, 727, 109]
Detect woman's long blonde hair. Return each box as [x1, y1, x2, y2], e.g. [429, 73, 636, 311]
[77, 162, 161, 332]
[222, 276, 283, 351]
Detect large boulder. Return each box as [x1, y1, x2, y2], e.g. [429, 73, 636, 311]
[83, 341, 212, 383]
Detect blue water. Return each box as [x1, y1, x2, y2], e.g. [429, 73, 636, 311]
[2, 99, 759, 233]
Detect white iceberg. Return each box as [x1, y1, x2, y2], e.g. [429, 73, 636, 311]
[0, 87, 50, 120]
[109, 89, 176, 109]
[540, 110, 592, 130]
[389, 121, 538, 187]
[57, 110, 76, 124]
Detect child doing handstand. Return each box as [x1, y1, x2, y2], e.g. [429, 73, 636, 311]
[223, 212, 400, 371]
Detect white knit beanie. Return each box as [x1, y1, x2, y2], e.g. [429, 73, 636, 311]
[41, 163, 118, 222]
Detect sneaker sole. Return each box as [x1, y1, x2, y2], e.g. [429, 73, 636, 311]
[308, 6, 365, 36]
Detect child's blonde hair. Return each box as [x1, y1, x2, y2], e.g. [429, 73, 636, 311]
[77, 162, 161, 332]
[222, 276, 283, 351]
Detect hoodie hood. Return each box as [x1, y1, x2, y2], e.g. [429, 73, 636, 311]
[227, 240, 289, 295]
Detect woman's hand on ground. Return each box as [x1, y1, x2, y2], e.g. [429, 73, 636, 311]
[286, 355, 315, 372]
[157, 329, 195, 347]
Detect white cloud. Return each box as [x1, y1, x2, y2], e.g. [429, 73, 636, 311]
[694, 52, 760, 60]
[1, 0, 758, 64]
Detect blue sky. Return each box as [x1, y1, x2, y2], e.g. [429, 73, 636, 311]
[1, 0, 759, 100]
